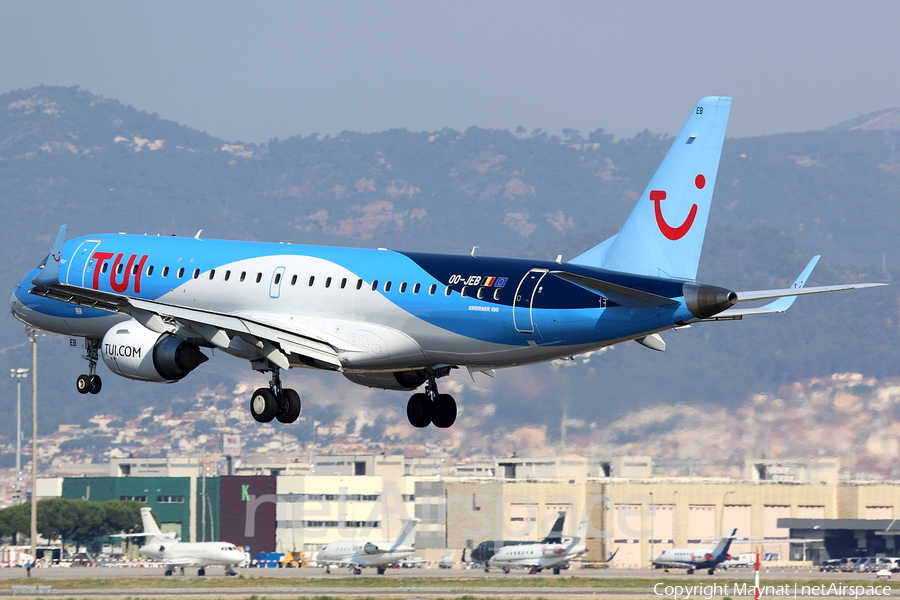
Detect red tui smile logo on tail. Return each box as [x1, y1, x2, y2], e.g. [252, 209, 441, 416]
[649, 174, 705, 240]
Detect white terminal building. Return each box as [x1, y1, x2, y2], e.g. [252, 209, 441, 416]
[38, 453, 900, 566]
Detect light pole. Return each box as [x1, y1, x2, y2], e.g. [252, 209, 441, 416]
[648, 491, 655, 567]
[721, 490, 736, 536]
[9, 368, 29, 504]
[26, 327, 42, 564]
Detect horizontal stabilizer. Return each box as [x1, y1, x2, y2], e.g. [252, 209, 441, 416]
[550, 271, 679, 308]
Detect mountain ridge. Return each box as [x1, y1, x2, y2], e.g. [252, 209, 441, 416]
[1, 85, 897, 450]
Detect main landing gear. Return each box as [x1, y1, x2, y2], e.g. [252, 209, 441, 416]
[75, 338, 102, 395]
[249, 367, 301, 424]
[406, 373, 457, 428]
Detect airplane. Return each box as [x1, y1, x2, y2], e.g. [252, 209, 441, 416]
[470, 510, 568, 566]
[487, 516, 590, 575]
[652, 527, 738, 575]
[316, 518, 420, 575]
[10, 97, 886, 429]
[113, 506, 245, 576]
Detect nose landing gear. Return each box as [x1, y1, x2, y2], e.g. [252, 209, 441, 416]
[406, 372, 456, 428]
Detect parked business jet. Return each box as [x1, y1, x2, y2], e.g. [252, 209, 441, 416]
[487, 516, 590, 575]
[316, 518, 419, 574]
[652, 528, 738, 575]
[10, 97, 885, 429]
[113, 506, 244, 576]
[471, 510, 568, 565]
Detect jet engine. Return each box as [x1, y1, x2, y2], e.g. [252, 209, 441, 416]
[101, 319, 209, 382]
[542, 545, 567, 557]
[343, 369, 429, 391]
[363, 542, 382, 554]
[682, 282, 737, 320]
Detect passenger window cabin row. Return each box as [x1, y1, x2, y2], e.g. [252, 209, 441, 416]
[97, 260, 504, 300]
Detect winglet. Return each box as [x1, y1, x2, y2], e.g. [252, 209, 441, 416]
[763, 255, 820, 312]
[31, 225, 67, 287]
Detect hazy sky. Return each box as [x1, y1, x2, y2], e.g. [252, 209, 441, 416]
[2, 1, 899, 143]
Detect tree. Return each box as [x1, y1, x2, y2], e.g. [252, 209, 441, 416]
[0, 502, 31, 544]
[100, 500, 144, 536]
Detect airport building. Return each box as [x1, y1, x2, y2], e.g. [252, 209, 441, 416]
[42, 454, 900, 565]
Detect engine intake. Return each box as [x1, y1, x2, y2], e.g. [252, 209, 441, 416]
[683, 282, 737, 320]
[102, 319, 208, 382]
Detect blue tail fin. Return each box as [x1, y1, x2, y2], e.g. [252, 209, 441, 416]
[571, 97, 732, 281]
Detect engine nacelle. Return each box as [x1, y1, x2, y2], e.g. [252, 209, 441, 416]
[683, 282, 737, 320]
[363, 542, 382, 554]
[343, 369, 429, 391]
[102, 319, 209, 382]
[542, 544, 567, 557]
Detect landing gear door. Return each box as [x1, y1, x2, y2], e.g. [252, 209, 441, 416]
[64, 239, 103, 288]
[513, 269, 548, 333]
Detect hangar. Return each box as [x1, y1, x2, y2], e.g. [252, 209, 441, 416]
[780, 519, 900, 563]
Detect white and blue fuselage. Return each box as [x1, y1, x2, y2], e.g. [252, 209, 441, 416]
[11, 97, 880, 428]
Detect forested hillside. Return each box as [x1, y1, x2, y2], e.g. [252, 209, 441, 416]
[1, 86, 898, 444]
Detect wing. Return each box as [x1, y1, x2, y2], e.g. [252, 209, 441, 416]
[701, 255, 886, 321]
[29, 277, 343, 371]
[155, 557, 201, 567]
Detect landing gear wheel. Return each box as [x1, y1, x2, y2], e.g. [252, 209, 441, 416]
[275, 389, 301, 423]
[502, 566, 510, 574]
[76, 374, 92, 394]
[431, 393, 457, 428]
[353, 567, 362, 575]
[89, 375, 102, 394]
[165, 569, 173, 576]
[377, 566, 386, 575]
[707, 568, 715, 575]
[407, 393, 433, 428]
[198, 567, 205, 576]
[687, 568, 694, 575]
[250, 388, 277, 423]
[553, 567, 560, 575]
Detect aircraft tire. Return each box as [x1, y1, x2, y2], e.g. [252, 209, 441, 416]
[250, 388, 277, 423]
[89, 375, 102, 394]
[76, 374, 92, 394]
[407, 393, 433, 428]
[687, 568, 694, 575]
[431, 394, 457, 428]
[198, 568, 205, 576]
[276, 389, 302, 423]
[553, 567, 560, 575]
[165, 569, 173, 576]
[354, 567, 362, 575]
[377, 566, 386, 575]
[503, 566, 510, 574]
[708, 568, 714, 575]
